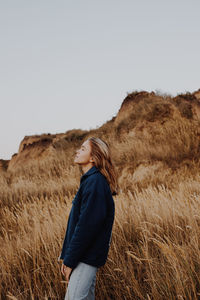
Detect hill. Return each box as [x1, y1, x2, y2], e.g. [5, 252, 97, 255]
[1, 89, 200, 173]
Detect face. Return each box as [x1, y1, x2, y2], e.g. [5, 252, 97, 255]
[74, 140, 94, 166]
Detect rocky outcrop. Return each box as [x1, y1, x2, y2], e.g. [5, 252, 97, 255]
[114, 89, 200, 127]
[7, 134, 63, 170]
[6, 130, 87, 171]
[114, 91, 155, 125]
[2, 89, 200, 171]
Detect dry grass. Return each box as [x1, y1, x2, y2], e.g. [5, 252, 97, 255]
[1, 92, 200, 299]
[1, 173, 200, 299]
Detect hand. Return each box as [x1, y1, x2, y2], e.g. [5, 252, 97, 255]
[61, 263, 73, 282]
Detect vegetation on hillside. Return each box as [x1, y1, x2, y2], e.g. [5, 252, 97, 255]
[1, 90, 200, 299]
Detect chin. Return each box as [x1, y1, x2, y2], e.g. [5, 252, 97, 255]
[74, 159, 81, 165]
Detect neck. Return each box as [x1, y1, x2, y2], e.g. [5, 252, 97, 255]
[81, 163, 94, 175]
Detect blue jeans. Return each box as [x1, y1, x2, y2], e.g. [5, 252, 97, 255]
[64, 262, 98, 300]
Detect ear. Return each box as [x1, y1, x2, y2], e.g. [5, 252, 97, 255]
[90, 157, 94, 162]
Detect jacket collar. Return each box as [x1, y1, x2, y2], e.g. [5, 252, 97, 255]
[80, 165, 99, 183]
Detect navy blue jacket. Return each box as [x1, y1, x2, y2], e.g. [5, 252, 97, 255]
[59, 165, 115, 269]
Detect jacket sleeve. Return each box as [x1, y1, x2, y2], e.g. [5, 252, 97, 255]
[63, 175, 107, 268]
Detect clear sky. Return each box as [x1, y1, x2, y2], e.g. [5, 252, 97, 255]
[0, 0, 200, 160]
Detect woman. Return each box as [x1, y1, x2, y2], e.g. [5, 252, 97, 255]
[59, 136, 119, 300]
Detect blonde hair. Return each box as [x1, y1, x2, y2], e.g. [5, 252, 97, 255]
[87, 137, 119, 196]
